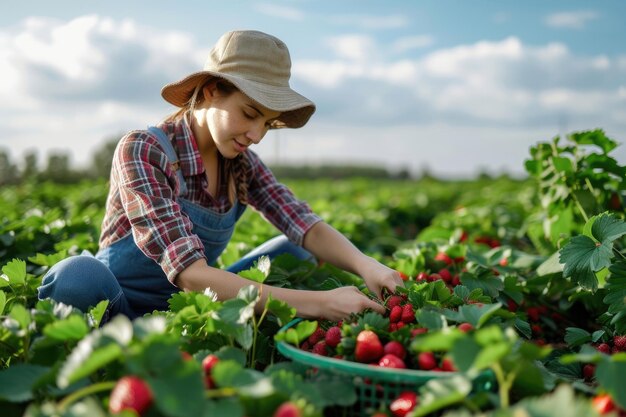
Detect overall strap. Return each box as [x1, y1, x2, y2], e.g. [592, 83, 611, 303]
[147, 126, 188, 197]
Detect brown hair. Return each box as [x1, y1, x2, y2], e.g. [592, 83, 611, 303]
[164, 78, 250, 205]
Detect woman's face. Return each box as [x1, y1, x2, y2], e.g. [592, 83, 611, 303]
[199, 83, 281, 159]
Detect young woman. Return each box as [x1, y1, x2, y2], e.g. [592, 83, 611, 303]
[38, 30, 403, 323]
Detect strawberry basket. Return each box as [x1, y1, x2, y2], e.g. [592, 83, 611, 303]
[276, 319, 496, 417]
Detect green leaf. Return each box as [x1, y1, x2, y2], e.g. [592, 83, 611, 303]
[412, 375, 473, 417]
[274, 320, 317, 346]
[88, 300, 109, 328]
[0, 364, 49, 402]
[460, 272, 503, 298]
[0, 290, 5, 315]
[2, 259, 26, 286]
[569, 129, 617, 154]
[43, 315, 89, 341]
[10, 304, 31, 330]
[265, 295, 296, 327]
[202, 398, 245, 417]
[595, 358, 626, 409]
[457, 303, 503, 328]
[564, 327, 591, 347]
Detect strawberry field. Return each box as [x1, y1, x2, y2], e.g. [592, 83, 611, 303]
[1, 129, 626, 417]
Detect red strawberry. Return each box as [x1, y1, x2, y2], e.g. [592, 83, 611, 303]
[458, 322, 473, 333]
[109, 376, 153, 415]
[378, 353, 406, 369]
[507, 299, 518, 312]
[438, 268, 452, 283]
[613, 335, 626, 351]
[389, 305, 403, 323]
[355, 330, 384, 363]
[411, 327, 428, 337]
[417, 352, 437, 370]
[451, 274, 461, 286]
[416, 272, 429, 282]
[609, 192, 622, 211]
[308, 326, 326, 345]
[202, 354, 220, 389]
[596, 343, 611, 354]
[526, 307, 540, 322]
[397, 271, 409, 281]
[389, 391, 418, 417]
[389, 323, 398, 332]
[400, 304, 415, 323]
[312, 341, 328, 356]
[180, 351, 193, 361]
[325, 326, 342, 348]
[273, 401, 302, 417]
[427, 273, 441, 282]
[592, 394, 616, 414]
[434, 252, 453, 265]
[371, 413, 389, 417]
[441, 357, 457, 372]
[387, 295, 404, 309]
[383, 341, 406, 360]
[499, 257, 509, 267]
[582, 364, 596, 380]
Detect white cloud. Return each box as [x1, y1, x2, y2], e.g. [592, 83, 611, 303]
[545, 10, 599, 29]
[254, 3, 305, 21]
[329, 14, 408, 30]
[326, 34, 376, 61]
[391, 35, 434, 54]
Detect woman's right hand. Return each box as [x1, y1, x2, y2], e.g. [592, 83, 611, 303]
[314, 286, 385, 322]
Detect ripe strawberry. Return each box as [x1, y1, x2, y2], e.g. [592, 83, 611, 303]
[383, 341, 406, 360]
[324, 326, 342, 348]
[389, 305, 403, 323]
[387, 295, 404, 309]
[411, 327, 428, 337]
[458, 322, 473, 333]
[596, 343, 612, 354]
[389, 323, 398, 332]
[592, 394, 616, 414]
[202, 354, 220, 389]
[312, 341, 328, 356]
[400, 304, 415, 323]
[109, 376, 153, 415]
[378, 353, 406, 369]
[355, 330, 384, 363]
[389, 391, 418, 417]
[397, 271, 409, 281]
[609, 192, 623, 211]
[499, 257, 508, 267]
[417, 351, 437, 370]
[613, 335, 626, 352]
[441, 357, 457, 372]
[371, 413, 389, 417]
[427, 273, 441, 282]
[434, 252, 453, 265]
[273, 401, 302, 417]
[308, 326, 326, 345]
[416, 272, 429, 282]
[451, 275, 461, 286]
[507, 299, 518, 312]
[582, 364, 595, 380]
[438, 268, 452, 283]
[180, 351, 193, 361]
[526, 307, 540, 322]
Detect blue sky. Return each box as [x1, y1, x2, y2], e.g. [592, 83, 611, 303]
[1, 0, 625, 177]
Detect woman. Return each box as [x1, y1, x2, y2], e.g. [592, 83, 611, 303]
[38, 30, 403, 322]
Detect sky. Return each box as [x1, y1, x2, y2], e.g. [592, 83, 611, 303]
[1, 0, 625, 178]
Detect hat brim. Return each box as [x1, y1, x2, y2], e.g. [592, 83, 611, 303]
[161, 71, 315, 129]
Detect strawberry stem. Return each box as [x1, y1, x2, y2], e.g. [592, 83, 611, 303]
[57, 381, 117, 412]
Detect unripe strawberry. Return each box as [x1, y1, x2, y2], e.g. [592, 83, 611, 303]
[273, 401, 302, 417]
[389, 391, 418, 417]
[389, 305, 403, 323]
[378, 353, 406, 369]
[383, 341, 406, 360]
[109, 376, 153, 415]
[417, 351, 437, 370]
[355, 330, 384, 363]
[324, 326, 342, 348]
[458, 322, 473, 333]
[400, 304, 415, 323]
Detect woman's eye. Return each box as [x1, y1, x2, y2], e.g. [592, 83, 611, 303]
[243, 112, 255, 119]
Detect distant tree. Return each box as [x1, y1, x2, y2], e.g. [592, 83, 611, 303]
[90, 136, 120, 179]
[21, 151, 40, 182]
[0, 149, 18, 185]
[42, 152, 73, 183]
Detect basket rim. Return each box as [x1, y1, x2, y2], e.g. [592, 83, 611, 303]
[276, 318, 457, 384]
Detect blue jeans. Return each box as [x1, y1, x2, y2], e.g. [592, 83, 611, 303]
[38, 235, 314, 322]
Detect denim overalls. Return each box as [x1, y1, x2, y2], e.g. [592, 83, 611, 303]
[38, 127, 313, 321]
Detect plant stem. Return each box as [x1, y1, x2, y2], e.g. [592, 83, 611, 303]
[57, 381, 116, 412]
[571, 192, 589, 223]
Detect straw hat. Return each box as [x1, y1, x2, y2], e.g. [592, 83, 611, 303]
[161, 30, 315, 128]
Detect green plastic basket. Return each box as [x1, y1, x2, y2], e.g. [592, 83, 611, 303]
[276, 319, 496, 417]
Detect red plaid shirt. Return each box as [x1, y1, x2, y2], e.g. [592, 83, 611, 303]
[99, 118, 321, 282]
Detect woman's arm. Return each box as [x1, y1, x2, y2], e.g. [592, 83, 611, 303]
[174, 258, 385, 321]
[302, 221, 404, 299]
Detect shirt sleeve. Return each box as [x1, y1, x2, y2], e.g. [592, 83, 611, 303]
[245, 150, 323, 246]
[112, 131, 206, 283]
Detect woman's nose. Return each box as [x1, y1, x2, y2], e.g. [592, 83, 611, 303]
[246, 123, 267, 144]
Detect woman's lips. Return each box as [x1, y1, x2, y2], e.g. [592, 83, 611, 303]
[234, 139, 248, 152]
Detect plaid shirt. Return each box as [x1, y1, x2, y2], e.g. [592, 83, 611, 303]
[99, 118, 321, 282]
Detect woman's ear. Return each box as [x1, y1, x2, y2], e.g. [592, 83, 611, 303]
[202, 81, 219, 102]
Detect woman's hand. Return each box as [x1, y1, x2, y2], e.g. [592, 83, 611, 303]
[356, 257, 405, 300]
[315, 286, 385, 322]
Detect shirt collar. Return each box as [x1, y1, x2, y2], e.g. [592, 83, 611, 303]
[159, 117, 204, 176]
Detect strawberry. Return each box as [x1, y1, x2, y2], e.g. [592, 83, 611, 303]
[383, 341, 406, 360]
[438, 268, 452, 283]
[417, 351, 437, 370]
[434, 252, 453, 265]
[582, 364, 595, 380]
[202, 354, 220, 389]
[387, 295, 404, 309]
[397, 271, 409, 281]
[596, 343, 611, 354]
[400, 304, 415, 323]
[451, 275, 461, 286]
[109, 376, 153, 415]
[441, 357, 457, 372]
[389, 323, 398, 332]
[355, 330, 384, 363]
[180, 351, 193, 361]
[308, 326, 326, 345]
[458, 322, 473, 333]
[613, 335, 626, 352]
[378, 353, 406, 369]
[273, 401, 302, 417]
[427, 273, 441, 282]
[324, 326, 342, 348]
[389, 391, 418, 417]
[499, 257, 509, 267]
[415, 272, 429, 282]
[507, 299, 518, 312]
[389, 305, 403, 323]
[609, 192, 623, 211]
[592, 394, 616, 414]
[312, 341, 328, 356]
[411, 327, 428, 337]
[526, 307, 540, 322]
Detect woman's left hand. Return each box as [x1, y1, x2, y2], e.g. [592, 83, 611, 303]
[357, 257, 405, 300]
